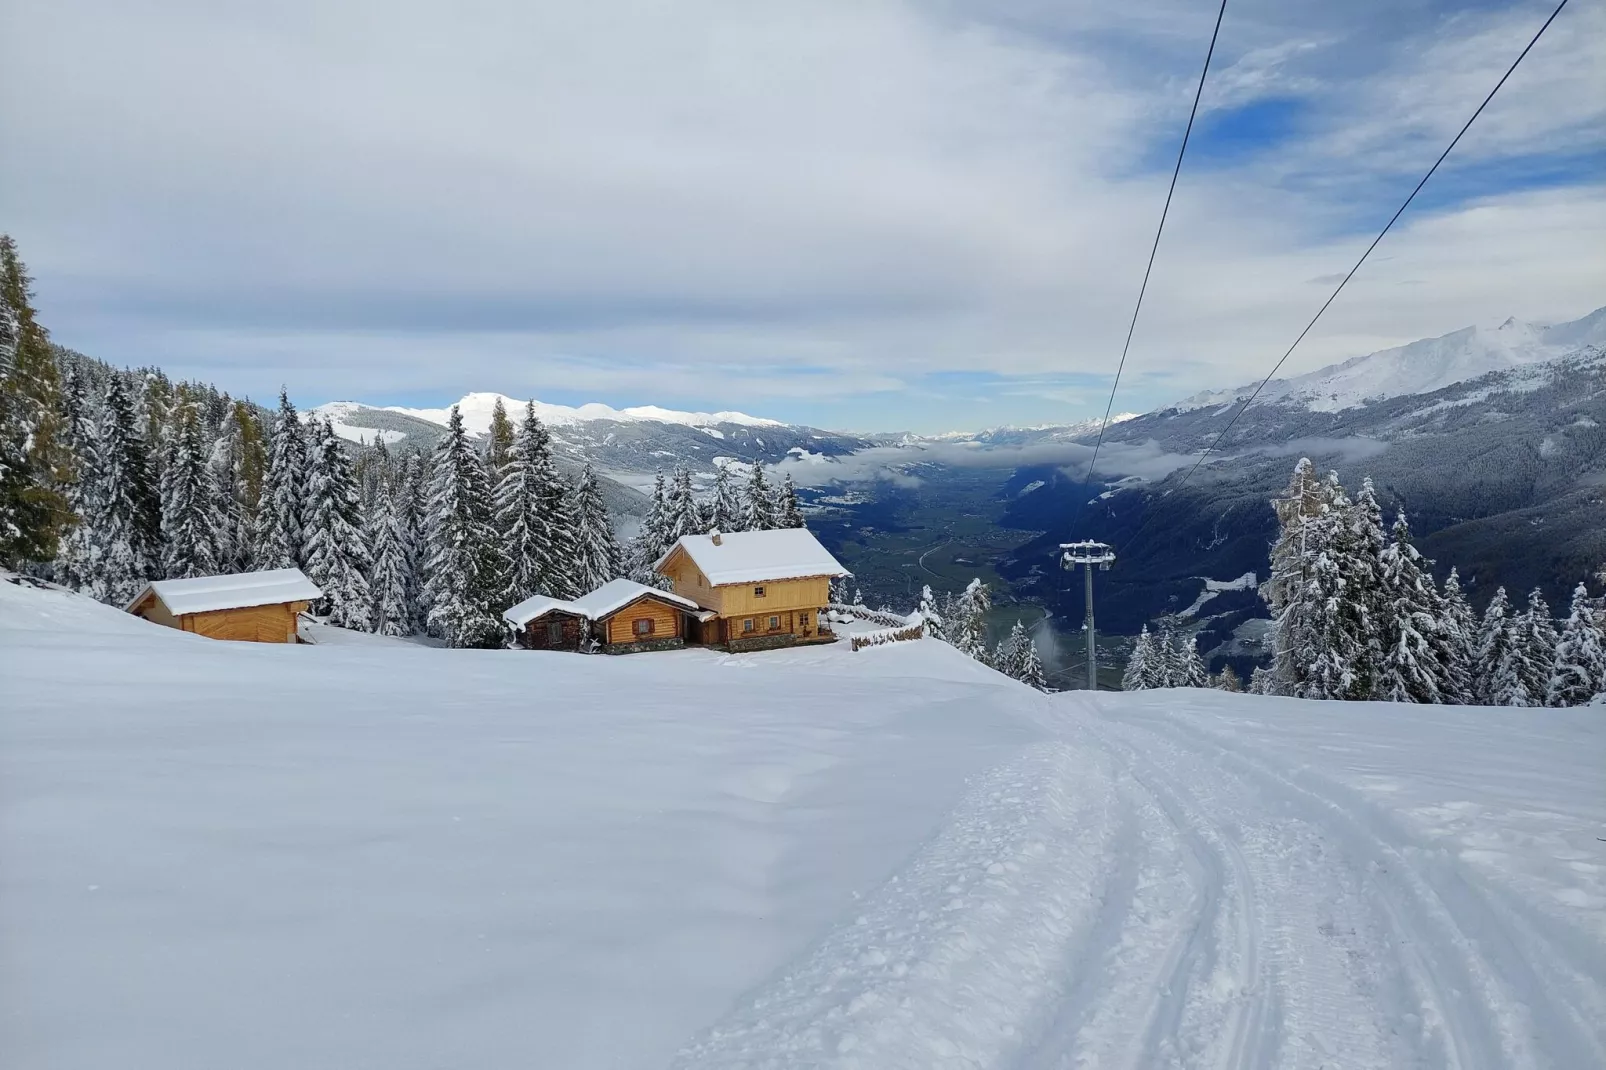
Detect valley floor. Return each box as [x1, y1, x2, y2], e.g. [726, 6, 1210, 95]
[2, 580, 1603, 1069]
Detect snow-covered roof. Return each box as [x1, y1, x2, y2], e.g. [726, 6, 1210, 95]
[502, 578, 700, 626]
[655, 529, 850, 586]
[128, 568, 322, 616]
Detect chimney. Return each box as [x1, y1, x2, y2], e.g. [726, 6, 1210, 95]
[710, 530, 723, 546]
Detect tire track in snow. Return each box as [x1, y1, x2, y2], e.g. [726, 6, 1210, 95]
[1135, 711, 1606, 1070]
[672, 741, 1127, 1069]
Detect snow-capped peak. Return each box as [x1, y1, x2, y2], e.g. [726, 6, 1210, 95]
[313, 392, 785, 437]
[1172, 305, 1606, 414]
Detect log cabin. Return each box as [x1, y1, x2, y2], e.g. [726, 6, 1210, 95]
[503, 578, 709, 653]
[126, 568, 321, 643]
[654, 528, 850, 652]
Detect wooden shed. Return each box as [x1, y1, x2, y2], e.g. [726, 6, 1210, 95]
[654, 528, 850, 652]
[126, 568, 322, 643]
[503, 578, 708, 654]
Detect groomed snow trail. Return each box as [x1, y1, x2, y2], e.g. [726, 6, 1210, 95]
[677, 692, 1606, 1069]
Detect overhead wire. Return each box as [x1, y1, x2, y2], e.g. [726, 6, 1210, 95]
[1116, 0, 1575, 555]
[1080, 0, 1229, 490]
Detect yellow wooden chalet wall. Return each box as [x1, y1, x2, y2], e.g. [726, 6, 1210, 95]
[658, 547, 830, 616]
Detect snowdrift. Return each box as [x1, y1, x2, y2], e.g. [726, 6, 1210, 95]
[2, 579, 1602, 1069]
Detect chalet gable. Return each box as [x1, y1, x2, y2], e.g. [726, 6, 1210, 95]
[503, 578, 702, 627]
[127, 568, 322, 617]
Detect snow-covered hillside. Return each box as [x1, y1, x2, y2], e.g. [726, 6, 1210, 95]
[1177, 305, 1606, 413]
[316, 392, 784, 438]
[3, 579, 1603, 1069]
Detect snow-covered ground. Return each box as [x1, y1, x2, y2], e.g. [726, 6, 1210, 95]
[3, 579, 1603, 1069]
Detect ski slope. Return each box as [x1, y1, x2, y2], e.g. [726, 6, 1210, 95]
[3, 578, 1603, 1069]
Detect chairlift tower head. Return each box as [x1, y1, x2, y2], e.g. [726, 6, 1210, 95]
[1058, 541, 1115, 691]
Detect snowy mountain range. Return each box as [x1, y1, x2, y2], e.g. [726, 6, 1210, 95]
[1175, 306, 1606, 413]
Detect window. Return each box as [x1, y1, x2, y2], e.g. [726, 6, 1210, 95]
[742, 618, 755, 633]
[768, 615, 781, 631]
[753, 585, 766, 598]
[798, 612, 809, 628]
[546, 620, 564, 644]
[634, 618, 655, 637]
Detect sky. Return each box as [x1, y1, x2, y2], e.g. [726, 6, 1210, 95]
[2, 0, 1603, 433]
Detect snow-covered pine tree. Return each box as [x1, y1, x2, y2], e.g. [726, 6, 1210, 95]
[495, 402, 556, 608]
[0, 234, 71, 566]
[661, 467, 702, 546]
[1262, 459, 1336, 698]
[916, 584, 945, 641]
[544, 472, 582, 599]
[777, 473, 805, 528]
[53, 365, 102, 590]
[1511, 588, 1558, 706]
[485, 396, 515, 481]
[367, 470, 413, 637]
[828, 575, 849, 606]
[711, 464, 745, 532]
[1214, 664, 1243, 692]
[992, 626, 1021, 680]
[1548, 582, 1606, 707]
[1476, 588, 1531, 706]
[396, 451, 429, 633]
[1122, 625, 1158, 690]
[1437, 567, 1476, 704]
[302, 418, 374, 629]
[1376, 510, 1445, 703]
[572, 462, 621, 593]
[1175, 632, 1208, 688]
[853, 586, 866, 607]
[742, 461, 777, 531]
[159, 398, 222, 579]
[1151, 616, 1181, 688]
[254, 391, 307, 569]
[424, 407, 504, 647]
[949, 578, 992, 661]
[1249, 665, 1274, 695]
[626, 470, 670, 585]
[1338, 476, 1388, 699]
[1016, 627, 1047, 691]
[82, 374, 161, 603]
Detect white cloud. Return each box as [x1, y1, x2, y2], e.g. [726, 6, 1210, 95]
[2, 1, 1601, 430]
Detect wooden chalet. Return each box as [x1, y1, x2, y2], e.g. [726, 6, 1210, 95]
[126, 568, 321, 643]
[503, 578, 709, 653]
[654, 528, 849, 651]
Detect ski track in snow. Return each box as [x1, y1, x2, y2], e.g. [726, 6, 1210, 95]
[678, 694, 1605, 1069]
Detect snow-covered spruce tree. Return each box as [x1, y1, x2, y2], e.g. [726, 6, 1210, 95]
[302, 418, 374, 629]
[1262, 459, 1337, 698]
[777, 473, 805, 528]
[949, 578, 992, 661]
[1473, 587, 1517, 704]
[0, 234, 71, 566]
[53, 365, 102, 589]
[544, 473, 582, 600]
[1151, 616, 1182, 688]
[1174, 632, 1208, 688]
[916, 584, 945, 641]
[395, 451, 429, 633]
[495, 403, 556, 608]
[1338, 477, 1388, 698]
[81, 375, 161, 603]
[424, 406, 504, 647]
[626, 470, 670, 585]
[159, 399, 222, 579]
[367, 471, 413, 637]
[572, 462, 621, 593]
[1376, 510, 1445, 704]
[742, 461, 777, 531]
[1122, 625, 1158, 690]
[853, 585, 866, 607]
[254, 391, 307, 570]
[1249, 665, 1274, 695]
[1512, 588, 1558, 706]
[1437, 567, 1477, 704]
[662, 467, 702, 546]
[1548, 582, 1606, 707]
[710, 463, 744, 532]
[1016, 627, 1047, 691]
[212, 400, 267, 573]
[829, 575, 849, 606]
